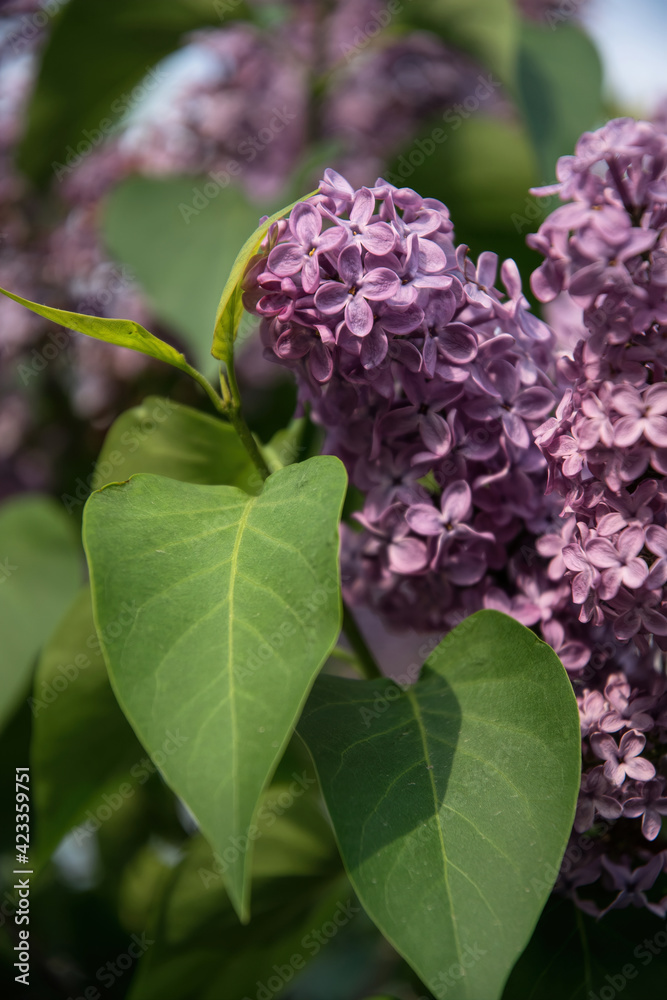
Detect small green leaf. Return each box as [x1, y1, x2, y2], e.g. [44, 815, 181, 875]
[211, 190, 318, 363]
[264, 417, 308, 473]
[0, 496, 81, 732]
[127, 805, 344, 1000]
[93, 396, 254, 491]
[102, 176, 277, 369]
[298, 610, 581, 1000]
[30, 587, 144, 860]
[83, 456, 347, 920]
[516, 22, 603, 182]
[0, 286, 195, 375]
[403, 0, 518, 84]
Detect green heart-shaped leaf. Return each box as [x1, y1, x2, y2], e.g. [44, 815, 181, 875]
[298, 610, 581, 1000]
[0, 495, 81, 732]
[93, 396, 254, 491]
[83, 456, 347, 919]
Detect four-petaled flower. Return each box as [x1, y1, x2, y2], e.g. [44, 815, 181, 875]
[585, 526, 648, 600]
[267, 201, 345, 292]
[599, 853, 667, 918]
[612, 384, 667, 449]
[314, 243, 399, 338]
[624, 778, 667, 841]
[590, 729, 656, 786]
[574, 765, 623, 832]
[323, 186, 397, 254]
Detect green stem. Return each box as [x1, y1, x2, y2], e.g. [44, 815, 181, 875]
[182, 361, 270, 481]
[575, 906, 592, 993]
[221, 366, 271, 481]
[183, 362, 230, 417]
[342, 603, 383, 680]
[329, 645, 359, 665]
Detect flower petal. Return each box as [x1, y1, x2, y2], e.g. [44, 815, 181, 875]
[420, 410, 452, 457]
[314, 281, 349, 314]
[337, 242, 363, 287]
[645, 415, 667, 448]
[360, 324, 388, 368]
[618, 729, 646, 758]
[625, 757, 657, 782]
[388, 536, 429, 573]
[406, 504, 444, 536]
[291, 201, 321, 244]
[359, 222, 396, 254]
[614, 415, 643, 448]
[361, 267, 400, 301]
[349, 187, 375, 226]
[346, 294, 374, 337]
[441, 480, 471, 524]
[268, 242, 304, 276]
[308, 341, 333, 383]
[587, 538, 621, 569]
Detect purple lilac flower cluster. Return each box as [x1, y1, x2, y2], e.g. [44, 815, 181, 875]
[0, 0, 491, 499]
[555, 648, 667, 917]
[524, 117, 667, 915]
[244, 155, 667, 916]
[529, 119, 667, 650]
[243, 168, 566, 633]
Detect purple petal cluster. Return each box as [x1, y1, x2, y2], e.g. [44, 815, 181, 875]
[556, 655, 667, 917]
[245, 170, 563, 634]
[527, 117, 667, 915]
[245, 157, 667, 918]
[530, 119, 667, 650]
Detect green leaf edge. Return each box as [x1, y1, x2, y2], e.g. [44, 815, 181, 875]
[298, 610, 581, 999]
[211, 188, 319, 362]
[81, 459, 348, 921]
[0, 285, 193, 374]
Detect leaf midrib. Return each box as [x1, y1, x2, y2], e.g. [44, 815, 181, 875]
[227, 496, 256, 908]
[406, 688, 467, 993]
